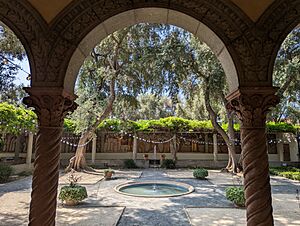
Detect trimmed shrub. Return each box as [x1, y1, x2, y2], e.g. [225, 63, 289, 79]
[0, 164, 13, 183]
[225, 186, 245, 207]
[124, 159, 138, 169]
[58, 185, 88, 202]
[269, 167, 300, 181]
[193, 168, 208, 179]
[161, 159, 176, 169]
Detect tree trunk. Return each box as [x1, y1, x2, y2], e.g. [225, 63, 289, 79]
[66, 78, 116, 172]
[203, 80, 239, 173]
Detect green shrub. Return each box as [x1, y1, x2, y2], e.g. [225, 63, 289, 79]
[225, 186, 245, 207]
[280, 172, 300, 181]
[266, 122, 296, 133]
[124, 159, 138, 169]
[161, 159, 176, 169]
[0, 164, 13, 183]
[58, 185, 88, 202]
[193, 168, 208, 179]
[269, 167, 300, 181]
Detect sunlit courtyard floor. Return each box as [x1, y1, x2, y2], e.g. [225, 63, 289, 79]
[0, 168, 299, 226]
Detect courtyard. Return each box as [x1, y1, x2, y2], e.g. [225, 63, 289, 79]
[0, 169, 299, 226]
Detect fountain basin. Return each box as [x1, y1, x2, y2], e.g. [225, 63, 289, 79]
[114, 181, 194, 197]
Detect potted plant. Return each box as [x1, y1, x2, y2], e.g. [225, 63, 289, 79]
[193, 168, 208, 179]
[104, 168, 115, 180]
[58, 170, 88, 206]
[143, 154, 149, 160]
[225, 186, 245, 207]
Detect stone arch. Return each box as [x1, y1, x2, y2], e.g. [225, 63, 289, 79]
[48, 0, 257, 92]
[63, 8, 239, 93]
[0, 0, 49, 86]
[257, 0, 300, 84]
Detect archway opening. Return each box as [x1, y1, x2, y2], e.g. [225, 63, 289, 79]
[0, 21, 35, 176]
[64, 8, 239, 95]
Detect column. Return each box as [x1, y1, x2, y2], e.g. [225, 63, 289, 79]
[23, 87, 77, 226]
[204, 133, 209, 153]
[132, 132, 137, 160]
[276, 133, 284, 162]
[170, 134, 177, 161]
[227, 87, 279, 226]
[91, 134, 97, 164]
[26, 132, 34, 167]
[213, 134, 218, 161]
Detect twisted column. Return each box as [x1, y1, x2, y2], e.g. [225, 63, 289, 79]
[227, 87, 279, 226]
[23, 87, 77, 226]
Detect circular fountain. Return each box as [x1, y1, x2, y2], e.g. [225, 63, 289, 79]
[114, 181, 194, 197]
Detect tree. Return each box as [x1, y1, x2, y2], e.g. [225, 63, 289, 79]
[0, 22, 26, 98]
[67, 24, 192, 170]
[184, 37, 241, 173]
[270, 27, 300, 124]
[67, 24, 242, 172]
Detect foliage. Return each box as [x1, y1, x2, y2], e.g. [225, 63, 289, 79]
[104, 168, 115, 174]
[0, 164, 13, 183]
[266, 122, 296, 133]
[0, 22, 26, 100]
[93, 117, 298, 133]
[161, 159, 176, 169]
[0, 102, 37, 135]
[270, 27, 300, 124]
[225, 186, 245, 207]
[193, 168, 208, 179]
[58, 170, 87, 202]
[124, 159, 138, 169]
[63, 118, 78, 133]
[269, 167, 300, 181]
[58, 185, 88, 202]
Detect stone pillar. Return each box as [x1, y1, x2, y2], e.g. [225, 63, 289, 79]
[276, 133, 284, 162]
[26, 132, 34, 167]
[132, 133, 137, 160]
[91, 134, 97, 164]
[213, 134, 218, 161]
[170, 134, 177, 161]
[204, 134, 209, 153]
[227, 87, 279, 226]
[23, 87, 77, 226]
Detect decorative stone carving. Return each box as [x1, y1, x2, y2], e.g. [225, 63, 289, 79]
[227, 87, 279, 128]
[23, 87, 78, 127]
[0, 0, 49, 84]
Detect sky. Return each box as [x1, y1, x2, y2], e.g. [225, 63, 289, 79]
[15, 57, 30, 86]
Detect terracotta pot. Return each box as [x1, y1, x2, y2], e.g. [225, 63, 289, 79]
[64, 199, 79, 206]
[105, 171, 113, 179]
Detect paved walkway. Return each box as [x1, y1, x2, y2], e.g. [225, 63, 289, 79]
[0, 169, 299, 226]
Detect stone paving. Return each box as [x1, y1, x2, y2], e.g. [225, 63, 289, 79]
[0, 169, 299, 226]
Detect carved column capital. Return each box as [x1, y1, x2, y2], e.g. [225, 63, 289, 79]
[226, 87, 279, 128]
[23, 87, 78, 127]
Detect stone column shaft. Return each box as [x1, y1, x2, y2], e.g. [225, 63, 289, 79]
[213, 134, 218, 161]
[227, 87, 279, 226]
[92, 134, 97, 164]
[132, 133, 137, 160]
[204, 134, 209, 153]
[23, 87, 77, 226]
